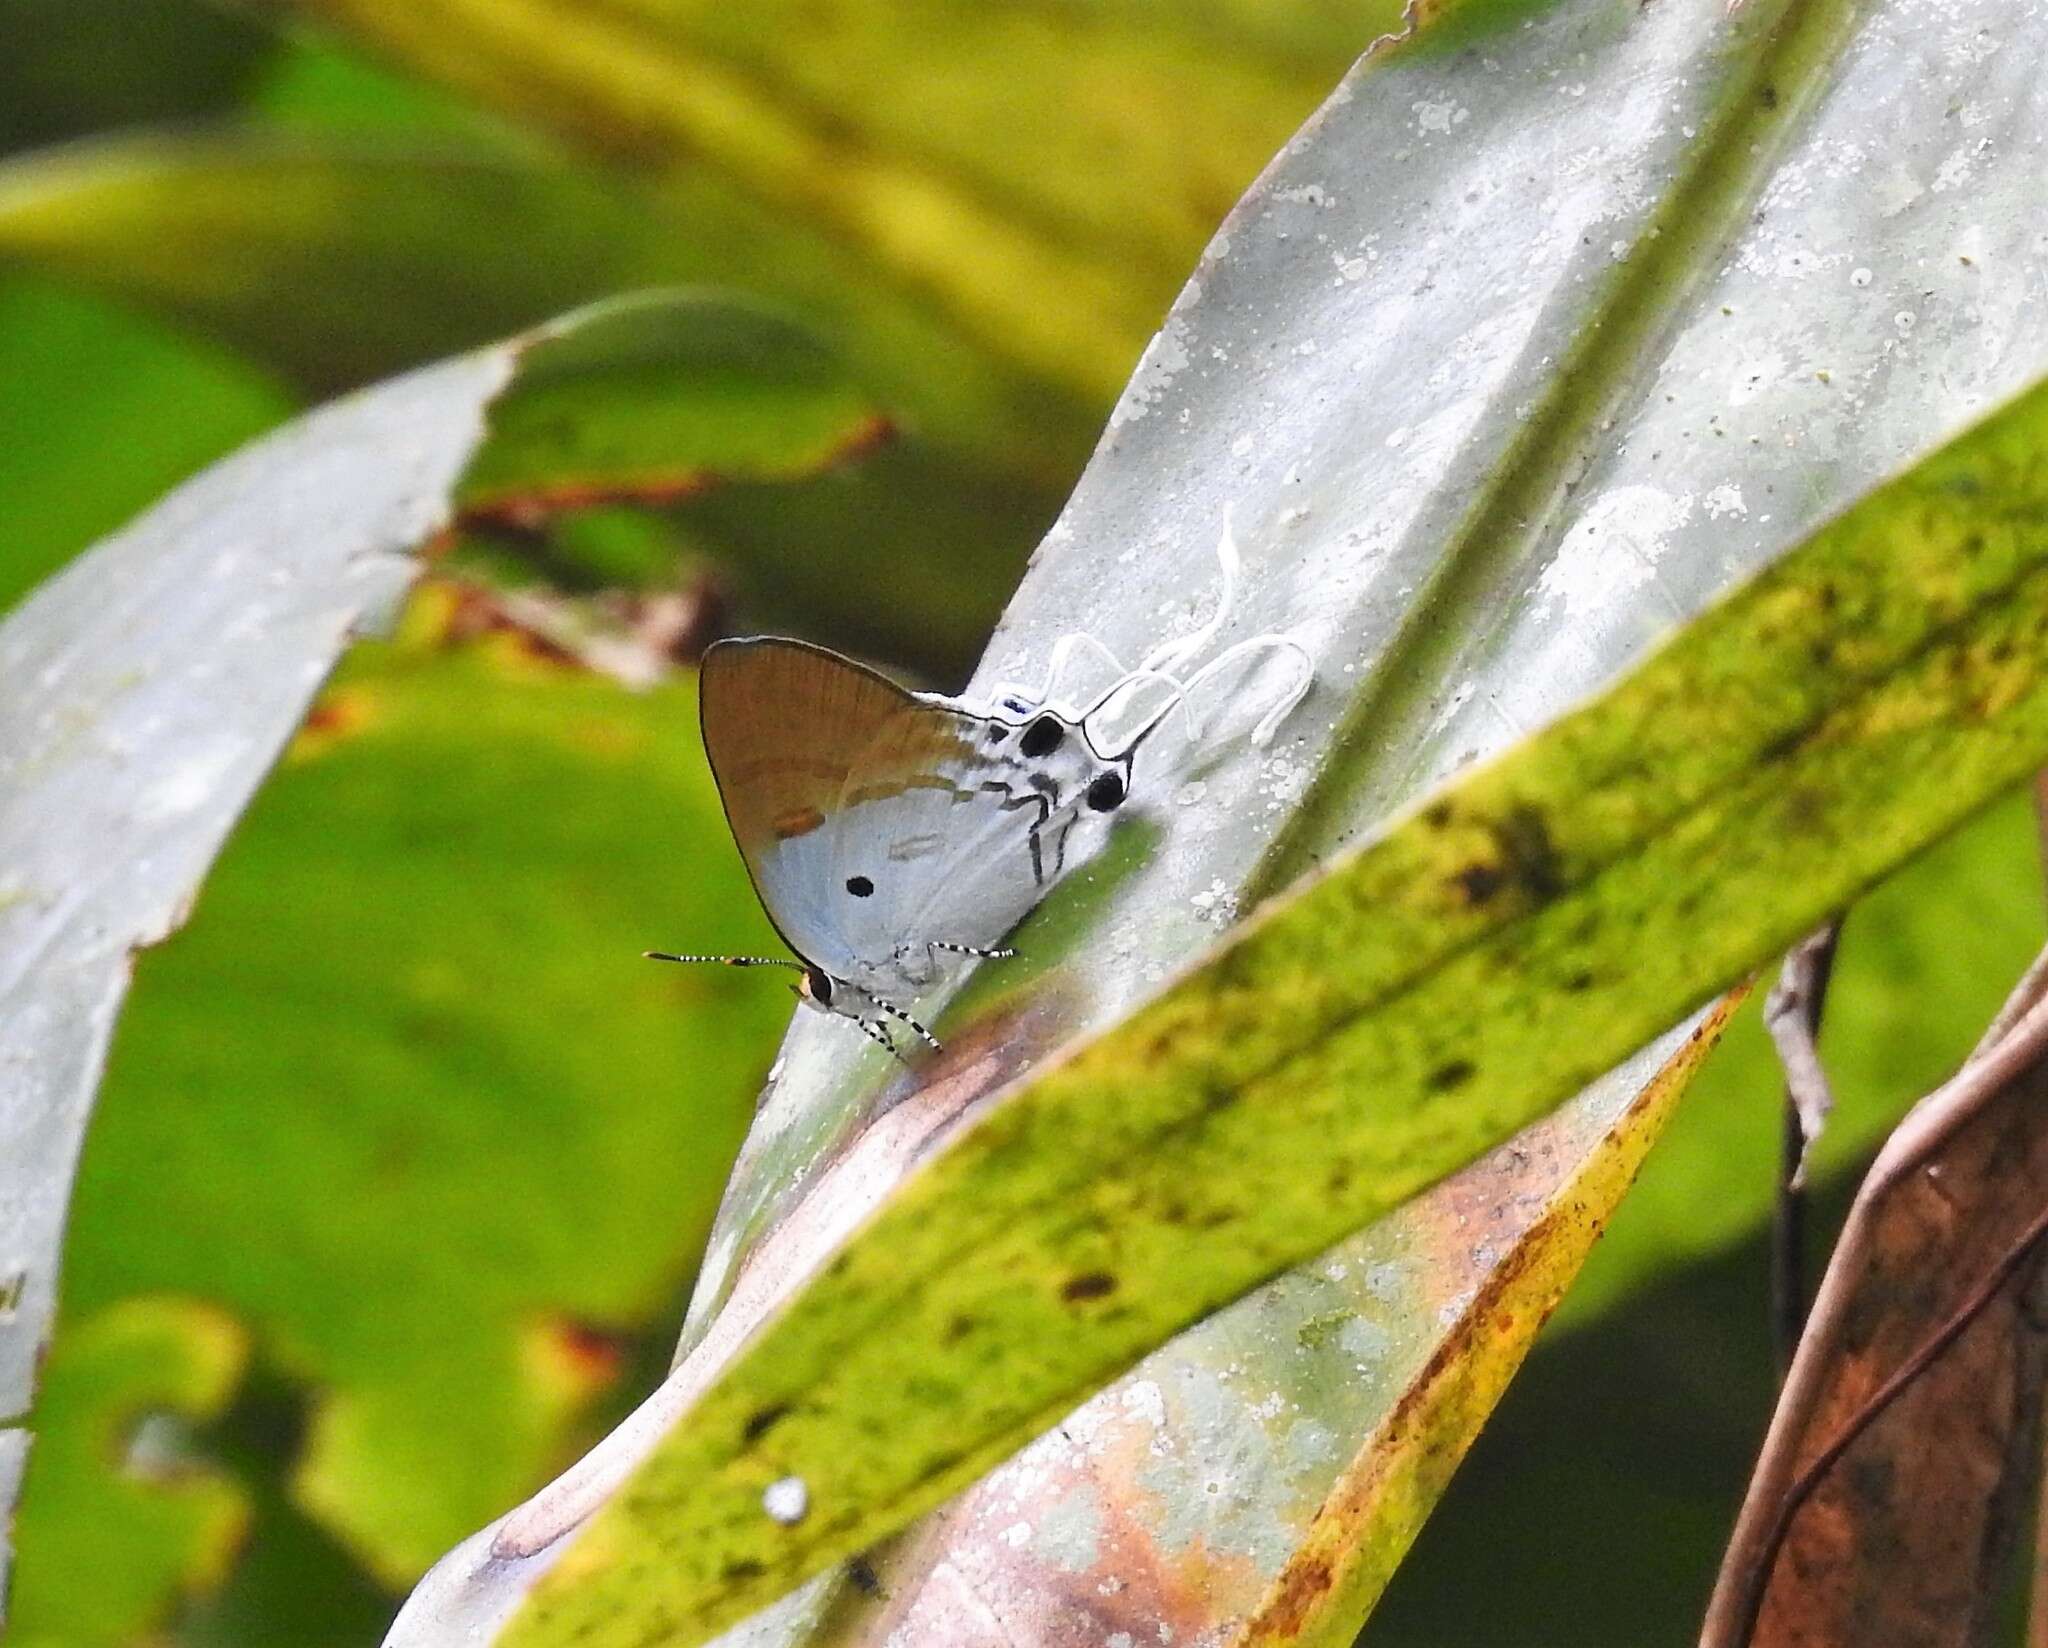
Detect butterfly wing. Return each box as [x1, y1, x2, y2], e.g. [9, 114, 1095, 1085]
[831, 705, 1126, 992]
[699, 637, 982, 978]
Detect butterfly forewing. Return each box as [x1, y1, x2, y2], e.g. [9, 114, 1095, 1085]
[700, 639, 981, 977]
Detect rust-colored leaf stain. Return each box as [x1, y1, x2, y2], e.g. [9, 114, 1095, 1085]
[287, 686, 380, 761]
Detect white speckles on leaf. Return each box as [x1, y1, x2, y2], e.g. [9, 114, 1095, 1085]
[1932, 144, 1980, 192]
[1702, 483, 1748, 520]
[1109, 322, 1193, 430]
[1537, 485, 1693, 620]
[762, 1477, 809, 1526]
[1189, 880, 1236, 926]
[133, 739, 248, 824]
[1120, 1380, 1167, 1432]
[1032, 1486, 1103, 1572]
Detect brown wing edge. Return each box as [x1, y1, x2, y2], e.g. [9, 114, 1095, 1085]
[696, 636, 980, 970]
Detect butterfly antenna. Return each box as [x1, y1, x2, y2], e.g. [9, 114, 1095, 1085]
[644, 951, 804, 969]
[1178, 634, 1315, 746]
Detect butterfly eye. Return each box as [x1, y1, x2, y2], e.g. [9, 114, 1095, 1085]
[802, 968, 834, 1006]
[1085, 772, 1127, 813]
[1020, 716, 1065, 758]
[845, 875, 875, 898]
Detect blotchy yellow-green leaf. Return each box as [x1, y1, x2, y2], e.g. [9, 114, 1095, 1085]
[0, 291, 887, 1615]
[52, 627, 785, 1581]
[826, 998, 1739, 1648]
[7, 1298, 249, 1647]
[489, 381, 2048, 1644]
[249, 0, 1388, 406]
[1240, 999, 1737, 1645]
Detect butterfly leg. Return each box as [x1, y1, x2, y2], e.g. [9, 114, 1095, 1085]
[870, 994, 943, 1052]
[852, 1015, 911, 1064]
[922, 940, 1017, 976]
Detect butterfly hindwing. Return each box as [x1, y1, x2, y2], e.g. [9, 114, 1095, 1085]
[702, 638, 997, 981]
[826, 707, 1108, 990]
[700, 638, 1120, 998]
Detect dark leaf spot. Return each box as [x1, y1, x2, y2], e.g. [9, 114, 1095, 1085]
[743, 1403, 791, 1444]
[1456, 862, 1504, 903]
[1061, 1271, 1119, 1303]
[1428, 1059, 1477, 1092]
[1495, 805, 1565, 901]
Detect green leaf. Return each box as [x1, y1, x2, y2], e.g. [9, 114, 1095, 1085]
[48, 629, 785, 1581]
[0, 123, 1094, 484]
[0, 290, 876, 1600]
[0, 0, 276, 152]
[1560, 785, 2047, 1332]
[6, 1298, 250, 1648]
[373, 0, 2048, 1637]
[248, 0, 1387, 407]
[0, 274, 293, 613]
[0, 136, 1051, 674]
[0, 136, 715, 403]
[474, 368, 2048, 1645]
[456, 294, 889, 518]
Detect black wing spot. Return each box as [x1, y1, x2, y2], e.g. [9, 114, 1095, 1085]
[985, 724, 1008, 743]
[1085, 772, 1126, 812]
[846, 875, 875, 897]
[1020, 716, 1065, 759]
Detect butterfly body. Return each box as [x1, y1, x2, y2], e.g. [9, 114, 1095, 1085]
[681, 638, 1131, 1051]
[654, 515, 1314, 1055]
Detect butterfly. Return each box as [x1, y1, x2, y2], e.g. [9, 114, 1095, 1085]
[650, 516, 1312, 1056]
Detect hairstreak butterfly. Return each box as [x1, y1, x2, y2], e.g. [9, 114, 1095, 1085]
[649, 517, 1311, 1055]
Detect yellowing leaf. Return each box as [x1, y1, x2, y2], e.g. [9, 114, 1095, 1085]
[492, 377, 2048, 1648]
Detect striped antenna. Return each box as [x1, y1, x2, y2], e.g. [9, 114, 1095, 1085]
[644, 952, 803, 969]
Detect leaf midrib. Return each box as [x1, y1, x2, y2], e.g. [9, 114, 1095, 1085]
[1255, 0, 1866, 895]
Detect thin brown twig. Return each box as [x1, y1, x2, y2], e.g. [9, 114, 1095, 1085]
[1701, 952, 2048, 1648]
[1763, 922, 1843, 1191]
[1764, 922, 1842, 1380]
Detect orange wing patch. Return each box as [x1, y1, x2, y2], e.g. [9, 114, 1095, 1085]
[772, 806, 827, 840]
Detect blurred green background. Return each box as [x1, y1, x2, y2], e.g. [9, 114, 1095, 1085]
[3, 3, 2041, 1644]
